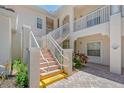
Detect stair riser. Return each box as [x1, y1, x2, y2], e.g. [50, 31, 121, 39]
[40, 70, 64, 80]
[41, 53, 52, 56]
[42, 51, 51, 54]
[41, 62, 57, 68]
[40, 70, 46, 73]
[41, 57, 55, 61]
[47, 66, 59, 71]
[40, 66, 60, 73]
[44, 55, 53, 58]
[40, 58, 46, 62]
[47, 58, 55, 61]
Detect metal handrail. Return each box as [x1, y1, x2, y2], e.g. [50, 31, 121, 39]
[52, 23, 69, 33]
[47, 33, 69, 63]
[30, 31, 40, 48]
[30, 31, 49, 72]
[47, 34, 69, 69]
[49, 32, 63, 51]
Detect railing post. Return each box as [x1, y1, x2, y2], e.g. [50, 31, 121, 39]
[63, 49, 73, 75]
[22, 25, 31, 64]
[28, 48, 40, 88]
[60, 50, 63, 70]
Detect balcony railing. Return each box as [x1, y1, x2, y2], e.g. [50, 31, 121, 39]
[74, 6, 110, 32]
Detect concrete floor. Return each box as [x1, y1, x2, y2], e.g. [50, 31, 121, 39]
[47, 63, 124, 88]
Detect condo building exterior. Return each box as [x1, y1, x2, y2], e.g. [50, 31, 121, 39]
[0, 5, 124, 87]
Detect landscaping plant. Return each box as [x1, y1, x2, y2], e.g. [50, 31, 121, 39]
[73, 58, 82, 69]
[73, 51, 88, 69]
[12, 59, 28, 88]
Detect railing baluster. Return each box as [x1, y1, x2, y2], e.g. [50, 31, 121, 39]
[74, 6, 110, 32]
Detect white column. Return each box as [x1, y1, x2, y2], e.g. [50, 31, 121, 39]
[29, 48, 40, 88]
[42, 16, 46, 36]
[69, 6, 74, 49]
[63, 49, 73, 75]
[110, 5, 122, 74]
[22, 25, 31, 64]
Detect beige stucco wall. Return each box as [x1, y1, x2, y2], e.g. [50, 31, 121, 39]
[121, 17, 124, 67]
[122, 37, 124, 68]
[122, 17, 124, 68]
[76, 34, 110, 66]
[4, 5, 56, 60]
[0, 15, 11, 65]
[74, 5, 103, 20]
[72, 22, 109, 41]
[55, 6, 74, 27]
[11, 32, 22, 60]
[6, 6, 48, 35]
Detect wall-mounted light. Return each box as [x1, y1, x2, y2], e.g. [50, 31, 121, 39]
[112, 43, 119, 49]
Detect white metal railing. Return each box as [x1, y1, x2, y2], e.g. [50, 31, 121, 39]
[30, 31, 50, 72]
[40, 23, 70, 70]
[74, 6, 110, 32]
[30, 31, 40, 48]
[51, 23, 70, 43]
[47, 33, 69, 69]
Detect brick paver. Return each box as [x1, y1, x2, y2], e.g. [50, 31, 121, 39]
[47, 63, 124, 88]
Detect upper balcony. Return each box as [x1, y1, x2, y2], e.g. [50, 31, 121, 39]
[73, 6, 110, 32]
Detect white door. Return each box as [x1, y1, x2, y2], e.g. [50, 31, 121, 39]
[86, 42, 101, 63]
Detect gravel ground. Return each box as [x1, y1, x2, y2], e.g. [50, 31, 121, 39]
[0, 76, 17, 88]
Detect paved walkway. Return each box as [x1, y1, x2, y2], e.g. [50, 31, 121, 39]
[47, 63, 124, 88]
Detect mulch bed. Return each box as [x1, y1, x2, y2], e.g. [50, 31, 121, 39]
[0, 75, 18, 88]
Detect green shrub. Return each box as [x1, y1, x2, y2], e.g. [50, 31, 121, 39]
[13, 59, 21, 71]
[73, 58, 82, 69]
[16, 72, 28, 88]
[12, 59, 28, 88]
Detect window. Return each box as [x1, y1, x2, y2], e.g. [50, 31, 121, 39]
[87, 42, 101, 56]
[37, 18, 42, 29]
[62, 40, 70, 49]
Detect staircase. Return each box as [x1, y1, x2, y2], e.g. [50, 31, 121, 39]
[40, 23, 70, 87]
[40, 48, 67, 87]
[22, 24, 71, 88]
[40, 48, 63, 78]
